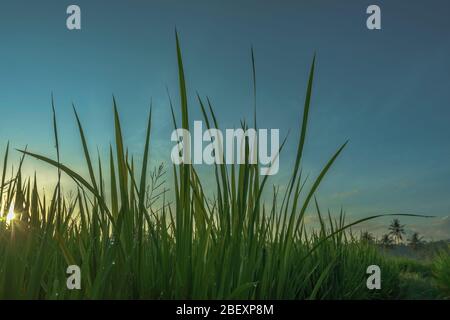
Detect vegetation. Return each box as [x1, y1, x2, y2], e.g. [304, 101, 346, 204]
[0, 35, 449, 300]
[380, 234, 394, 249]
[408, 232, 424, 250]
[433, 251, 450, 298]
[388, 219, 406, 245]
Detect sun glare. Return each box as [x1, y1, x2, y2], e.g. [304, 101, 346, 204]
[5, 203, 15, 225]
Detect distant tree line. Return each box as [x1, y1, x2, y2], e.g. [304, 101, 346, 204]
[360, 218, 425, 250]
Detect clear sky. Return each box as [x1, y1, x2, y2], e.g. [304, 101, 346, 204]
[1, 0, 450, 239]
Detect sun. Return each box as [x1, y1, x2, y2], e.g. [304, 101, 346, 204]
[5, 202, 15, 225]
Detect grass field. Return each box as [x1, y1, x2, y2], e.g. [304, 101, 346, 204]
[1, 35, 449, 300]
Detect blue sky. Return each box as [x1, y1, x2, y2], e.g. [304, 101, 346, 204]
[1, 0, 450, 238]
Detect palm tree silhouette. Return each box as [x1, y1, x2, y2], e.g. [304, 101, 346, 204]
[360, 231, 375, 244]
[388, 219, 406, 245]
[408, 232, 424, 250]
[380, 234, 393, 248]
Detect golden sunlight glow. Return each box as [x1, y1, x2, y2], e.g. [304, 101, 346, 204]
[5, 202, 15, 225]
